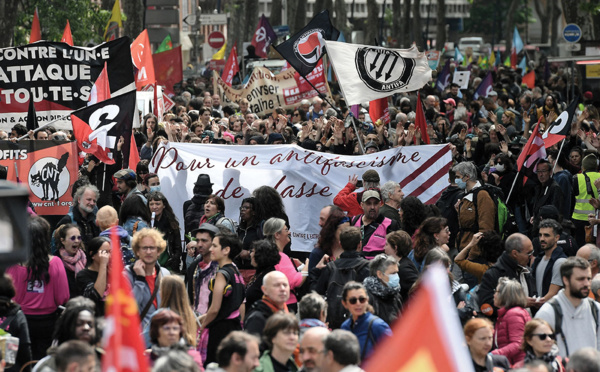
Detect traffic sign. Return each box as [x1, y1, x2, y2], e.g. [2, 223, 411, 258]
[200, 14, 227, 25]
[565, 43, 581, 52]
[563, 24, 582, 43]
[208, 31, 225, 49]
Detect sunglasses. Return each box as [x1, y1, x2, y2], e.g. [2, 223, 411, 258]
[347, 296, 368, 305]
[532, 333, 556, 341]
[70, 236, 82, 241]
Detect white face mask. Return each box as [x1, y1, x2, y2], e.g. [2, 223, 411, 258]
[495, 164, 505, 172]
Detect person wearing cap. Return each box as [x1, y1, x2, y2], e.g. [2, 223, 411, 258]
[350, 189, 399, 259]
[531, 205, 578, 258]
[114, 168, 147, 204]
[572, 154, 600, 247]
[183, 174, 214, 238]
[443, 98, 456, 123]
[333, 170, 381, 217]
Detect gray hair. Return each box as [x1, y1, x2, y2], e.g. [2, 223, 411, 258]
[323, 330, 361, 366]
[589, 245, 600, 264]
[452, 161, 478, 181]
[566, 347, 600, 372]
[591, 277, 600, 298]
[505, 233, 527, 254]
[152, 348, 201, 372]
[73, 184, 99, 208]
[496, 277, 527, 308]
[298, 292, 328, 320]
[262, 217, 287, 245]
[395, 112, 407, 123]
[380, 181, 399, 202]
[369, 254, 398, 277]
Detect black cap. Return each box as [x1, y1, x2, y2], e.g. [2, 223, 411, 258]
[194, 174, 213, 187]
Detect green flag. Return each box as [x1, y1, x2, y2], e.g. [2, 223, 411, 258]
[156, 34, 173, 53]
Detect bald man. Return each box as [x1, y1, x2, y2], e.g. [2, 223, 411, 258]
[577, 244, 600, 277]
[244, 271, 290, 335]
[300, 327, 331, 372]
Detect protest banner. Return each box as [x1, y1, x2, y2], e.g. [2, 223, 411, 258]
[151, 143, 452, 252]
[0, 38, 134, 130]
[0, 140, 78, 215]
[214, 60, 332, 117]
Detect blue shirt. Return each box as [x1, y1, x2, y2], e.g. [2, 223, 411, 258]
[341, 312, 392, 359]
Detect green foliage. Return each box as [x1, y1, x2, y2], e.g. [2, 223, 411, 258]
[463, 0, 532, 40]
[14, 0, 113, 47]
[580, 2, 600, 14]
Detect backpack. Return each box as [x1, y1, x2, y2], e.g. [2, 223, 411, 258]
[549, 297, 599, 356]
[216, 216, 238, 233]
[324, 259, 370, 329]
[468, 184, 517, 239]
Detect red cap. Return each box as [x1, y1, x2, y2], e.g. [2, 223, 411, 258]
[443, 98, 456, 107]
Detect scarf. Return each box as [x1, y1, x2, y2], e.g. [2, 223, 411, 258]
[59, 248, 87, 274]
[262, 295, 289, 314]
[523, 346, 562, 372]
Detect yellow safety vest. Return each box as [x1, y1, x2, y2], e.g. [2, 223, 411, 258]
[572, 172, 600, 221]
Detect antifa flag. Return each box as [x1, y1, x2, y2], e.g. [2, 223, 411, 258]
[71, 90, 135, 165]
[274, 10, 340, 78]
[517, 122, 547, 185]
[0, 37, 134, 130]
[541, 97, 578, 148]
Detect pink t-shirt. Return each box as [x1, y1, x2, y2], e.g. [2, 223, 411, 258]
[6, 256, 70, 315]
[274, 252, 303, 305]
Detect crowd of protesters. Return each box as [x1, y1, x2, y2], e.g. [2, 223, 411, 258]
[2, 56, 600, 372]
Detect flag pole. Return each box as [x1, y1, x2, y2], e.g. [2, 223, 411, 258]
[16, 113, 72, 141]
[545, 138, 566, 196]
[505, 170, 519, 205]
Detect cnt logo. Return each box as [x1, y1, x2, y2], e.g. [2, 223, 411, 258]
[29, 152, 70, 202]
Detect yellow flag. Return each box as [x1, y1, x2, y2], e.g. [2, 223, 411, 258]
[104, 0, 122, 41]
[212, 42, 227, 60]
[489, 51, 496, 67]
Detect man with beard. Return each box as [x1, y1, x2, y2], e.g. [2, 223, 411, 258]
[349, 189, 399, 259]
[532, 219, 568, 302]
[535, 257, 600, 357]
[55, 185, 101, 246]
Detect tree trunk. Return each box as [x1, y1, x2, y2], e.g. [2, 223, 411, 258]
[313, 0, 333, 16]
[533, 0, 550, 44]
[123, 0, 144, 39]
[334, 0, 350, 39]
[561, 0, 594, 40]
[412, 0, 423, 49]
[365, 0, 379, 46]
[227, 0, 245, 54]
[244, 0, 259, 42]
[435, 0, 446, 50]
[391, 0, 401, 47]
[401, 0, 412, 47]
[550, 0, 561, 55]
[0, 0, 19, 47]
[270, 0, 282, 26]
[505, 0, 520, 53]
[289, 0, 306, 35]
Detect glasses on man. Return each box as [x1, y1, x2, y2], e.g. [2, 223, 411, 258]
[347, 296, 368, 305]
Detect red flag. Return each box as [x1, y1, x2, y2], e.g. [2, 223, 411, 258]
[365, 265, 474, 372]
[102, 226, 149, 372]
[522, 70, 535, 89]
[516, 122, 546, 185]
[415, 92, 431, 144]
[61, 20, 74, 46]
[222, 45, 240, 86]
[71, 90, 136, 165]
[30, 8, 41, 43]
[369, 97, 389, 125]
[89, 62, 111, 105]
[130, 30, 156, 90]
[129, 131, 140, 170]
[251, 15, 277, 58]
[152, 46, 183, 95]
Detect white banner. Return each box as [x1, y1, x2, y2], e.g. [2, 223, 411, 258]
[151, 143, 452, 252]
[325, 41, 432, 106]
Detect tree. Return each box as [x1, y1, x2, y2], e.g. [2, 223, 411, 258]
[365, 0, 379, 46]
[465, 0, 529, 44]
[122, 0, 143, 40]
[401, 0, 412, 47]
[412, 0, 424, 49]
[288, 0, 306, 35]
[534, 0, 561, 44]
[270, 0, 282, 27]
[244, 0, 259, 42]
[505, 0, 521, 54]
[435, 0, 446, 50]
[561, 0, 598, 40]
[391, 0, 401, 47]
[8, 0, 110, 47]
[334, 0, 350, 38]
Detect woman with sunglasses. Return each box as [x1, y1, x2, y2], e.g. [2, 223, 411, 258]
[513, 319, 564, 371]
[340, 281, 392, 362]
[55, 223, 86, 298]
[464, 318, 510, 372]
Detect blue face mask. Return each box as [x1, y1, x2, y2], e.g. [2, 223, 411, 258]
[150, 186, 161, 193]
[455, 178, 467, 189]
[387, 273, 400, 288]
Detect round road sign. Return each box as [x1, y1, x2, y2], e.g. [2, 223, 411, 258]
[208, 31, 225, 49]
[563, 24, 582, 43]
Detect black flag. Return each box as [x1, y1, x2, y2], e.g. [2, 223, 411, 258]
[274, 10, 340, 77]
[26, 99, 39, 132]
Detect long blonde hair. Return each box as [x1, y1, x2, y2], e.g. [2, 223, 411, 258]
[159, 276, 198, 346]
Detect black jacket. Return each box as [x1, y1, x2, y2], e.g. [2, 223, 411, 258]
[0, 304, 32, 372]
[244, 299, 276, 336]
[310, 251, 371, 295]
[56, 206, 100, 246]
[363, 276, 402, 325]
[435, 185, 464, 250]
[477, 252, 536, 317]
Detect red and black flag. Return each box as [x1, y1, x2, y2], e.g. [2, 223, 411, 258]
[274, 10, 339, 78]
[542, 97, 578, 149]
[71, 90, 135, 165]
[26, 99, 39, 132]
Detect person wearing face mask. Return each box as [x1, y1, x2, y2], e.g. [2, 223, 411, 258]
[142, 173, 161, 197]
[454, 162, 496, 253]
[362, 254, 402, 326]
